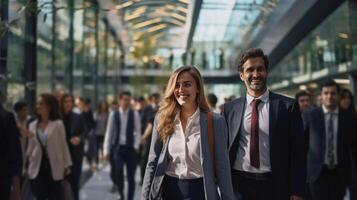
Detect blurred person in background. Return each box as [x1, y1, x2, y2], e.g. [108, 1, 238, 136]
[109, 100, 118, 113]
[339, 88, 357, 200]
[94, 100, 109, 165]
[303, 81, 355, 200]
[103, 91, 141, 200]
[24, 93, 72, 200]
[139, 93, 160, 183]
[107, 99, 119, 192]
[78, 97, 97, 170]
[0, 91, 22, 200]
[13, 101, 30, 176]
[295, 91, 313, 112]
[60, 93, 87, 200]
[207, 93, 220, 113]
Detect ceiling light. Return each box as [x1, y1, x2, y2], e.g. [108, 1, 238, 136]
[147, 24, 167, 33]
[177, 6, 188, 13]
[133, 18, 163, 29]
[179, 0, 189, 4]
[334, 79, 349, 84]
[114, 1, 133, 10]
[171, 13, 186, 21]
[338, 33, 349, 39]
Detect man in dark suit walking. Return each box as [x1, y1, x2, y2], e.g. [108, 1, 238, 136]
[0, 92, 22, 200]
[302, 80, 354, 200]
[222, 48, 306, 200]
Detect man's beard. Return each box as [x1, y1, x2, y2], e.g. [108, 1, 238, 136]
[247, 78, 267, 92]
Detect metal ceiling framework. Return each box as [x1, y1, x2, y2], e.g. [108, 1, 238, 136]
[114, 0, 190, 44]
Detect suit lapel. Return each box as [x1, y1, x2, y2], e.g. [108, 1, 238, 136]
[269, 92, 279, 148]
[315, 108, 326, 155]
[229, 98, 245, 149]
[200, 110, 208, 166]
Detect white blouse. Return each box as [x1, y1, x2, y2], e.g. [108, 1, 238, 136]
[166, 108, 203, 179]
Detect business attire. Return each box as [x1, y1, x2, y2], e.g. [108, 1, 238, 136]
[141, 109, 235, 200]
[222, 90, 306, 200]
[104, 107, 141, 200]
[27, 119, 72, 200]
[63, 111, 86, 200]
[302, 106, 354, 200]
[0, 104, 22, 199]
[94, 112, 108, 163]
[140, 104, 157, 181]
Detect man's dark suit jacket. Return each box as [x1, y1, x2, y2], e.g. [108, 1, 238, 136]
[0, 104, 22, 199]
[222, 92, 307, 199]
[65, 111, 87, 160]
[302, 107, 354, 184]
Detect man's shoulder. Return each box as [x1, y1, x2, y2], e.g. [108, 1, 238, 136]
[224, 97, 244, 109]
[270, 92, 294, 104]
[303, 106, 322, 117]
[0, 106, 14, 124]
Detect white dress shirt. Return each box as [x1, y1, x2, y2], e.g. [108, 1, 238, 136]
[322, 105, 339, 166]
[103, 108, 141, 156]
[166, 108, 203, 179]
[234, 89, 271, 173]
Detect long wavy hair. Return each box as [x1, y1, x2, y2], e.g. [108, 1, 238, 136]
[157, 66, 210, 141]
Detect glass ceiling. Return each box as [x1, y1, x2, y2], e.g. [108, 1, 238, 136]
[103, 0, 287, 68]
[194, 0, 266, 42]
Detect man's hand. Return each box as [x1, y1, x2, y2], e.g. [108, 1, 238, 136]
[290, 195, 304, 200]
[103, 154, 109, 161]
[70, 136, 81, 145]
[10, 176, 21, 200]
[140, 136, 147, 145]
[10, 189, 21, 200]
[64, 167, 71, 176]
[17, 123, 34, 138]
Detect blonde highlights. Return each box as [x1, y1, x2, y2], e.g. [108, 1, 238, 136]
[156, 66, 210, 141]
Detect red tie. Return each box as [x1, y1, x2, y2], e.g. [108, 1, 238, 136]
[250, 99, 261, 168]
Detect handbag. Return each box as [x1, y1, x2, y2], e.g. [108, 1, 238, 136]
[60, 179, 74, 200]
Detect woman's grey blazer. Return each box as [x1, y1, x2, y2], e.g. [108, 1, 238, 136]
[141, 110, 235, 200]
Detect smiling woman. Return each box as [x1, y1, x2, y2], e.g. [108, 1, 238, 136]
[141, 65, 235, 200]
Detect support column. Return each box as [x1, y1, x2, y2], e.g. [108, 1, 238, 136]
[93, 3, 99, 106]
[103, 20, 109, 98]
[0, 0, 9, 96]
[51, 0, 57, 91]
[24, 0, 38, 113]
[67, 0, 74, 93]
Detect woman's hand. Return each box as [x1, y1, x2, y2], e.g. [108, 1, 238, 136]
[17, 123, 34, 138]
[64, 167, 71, 176]
[70, 136, 81, 145]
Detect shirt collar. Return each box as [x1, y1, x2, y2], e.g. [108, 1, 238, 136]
[119, 107, 129, 114]
[322, 105, 339, 115]
[246, 89, 269, 105]
[175, 107, 200, 122]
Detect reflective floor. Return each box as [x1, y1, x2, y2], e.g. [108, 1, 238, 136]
[80, 163, 141, 200]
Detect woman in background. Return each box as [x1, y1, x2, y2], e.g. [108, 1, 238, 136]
[26, 93, 72, 200]
[94, 100, 109, 164]
[339, 88, 357, 200]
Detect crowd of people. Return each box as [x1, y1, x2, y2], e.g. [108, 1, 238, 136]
[1, 48, 357, 200]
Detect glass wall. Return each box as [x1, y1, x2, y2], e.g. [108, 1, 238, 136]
[269, 1, 356, 91]
[3, 0, 121, 106]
